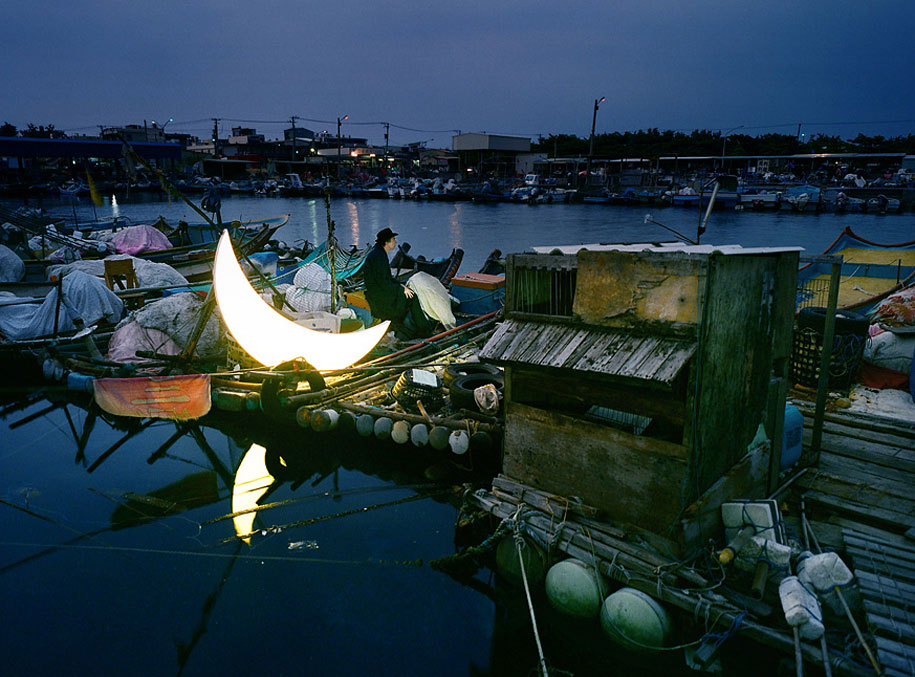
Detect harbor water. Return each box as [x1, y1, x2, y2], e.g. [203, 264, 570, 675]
[2, 194, 913, 676]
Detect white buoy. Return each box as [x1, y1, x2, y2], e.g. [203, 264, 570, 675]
[448, 430, 469, 455]
[391, 420, 410, 444]
[356, 414, 375, 437]
[410, 424, 429, 447]
[310, 409, 339, 432]
[374, 416, 393, 440]
[545, 559, 603, 618]
[600, 587, 671, 651]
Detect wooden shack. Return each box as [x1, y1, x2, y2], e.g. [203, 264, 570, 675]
[479, 243, 800, 553]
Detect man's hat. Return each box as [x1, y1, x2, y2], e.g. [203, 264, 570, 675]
[376, 227, 398, 243]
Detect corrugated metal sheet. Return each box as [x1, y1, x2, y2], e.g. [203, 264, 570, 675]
[480, 319, 695, 386]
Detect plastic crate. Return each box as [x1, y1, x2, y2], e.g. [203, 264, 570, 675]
[789, 327, 867, 390]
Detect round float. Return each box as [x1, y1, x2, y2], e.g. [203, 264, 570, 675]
[495, 536, 547, 587]
[544, 558, 603, 618]
[600, 587, 671, 651]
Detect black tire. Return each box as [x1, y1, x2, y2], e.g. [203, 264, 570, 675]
[796, 306, 869, 336]
[449, 372, 504, 412]
[442, 363, 501, 387]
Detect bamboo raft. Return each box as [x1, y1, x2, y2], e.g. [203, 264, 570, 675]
[209, 312, 505, 451]
[463, 402, 915, 675]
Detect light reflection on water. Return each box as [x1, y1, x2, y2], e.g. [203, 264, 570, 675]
[2, 195, 914, 674]
[27, 192, 915, 272]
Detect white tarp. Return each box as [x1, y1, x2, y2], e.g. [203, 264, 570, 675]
[111, 292, 224, 359]
[407, 271, 456, 328]
[47, 254, 189, 289]
[0, 244, 25, 282]
[0, 271, 124, 341]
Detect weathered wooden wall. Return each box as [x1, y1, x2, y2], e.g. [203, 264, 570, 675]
[502, 402, 688, 534]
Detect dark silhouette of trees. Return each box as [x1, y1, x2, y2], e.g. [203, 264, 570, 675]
[0, 122, 17, 137]
[533, 129, 915, 158]
[21, 123, 66, 139]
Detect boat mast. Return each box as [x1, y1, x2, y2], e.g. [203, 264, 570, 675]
[324, 189, 337, 313]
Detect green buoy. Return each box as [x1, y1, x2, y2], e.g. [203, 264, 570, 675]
[495, 535, 546, 587]
[600, 587, 671, 651]
[544, 559, 603, 618]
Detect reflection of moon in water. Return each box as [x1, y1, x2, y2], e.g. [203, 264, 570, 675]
[213, 231, 389, 370]
[232, 443, 274, 543]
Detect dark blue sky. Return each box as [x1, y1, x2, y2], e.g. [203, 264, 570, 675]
[4, 1, 914, 148]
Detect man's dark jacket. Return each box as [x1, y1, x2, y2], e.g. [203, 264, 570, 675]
[362, 243, 407, 321]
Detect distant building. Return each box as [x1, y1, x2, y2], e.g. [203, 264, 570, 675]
[452, 132, 532, 178]
[101, 123, 165, 144]
[228, 127, 265, 145]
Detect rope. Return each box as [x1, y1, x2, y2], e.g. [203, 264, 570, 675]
[512, 507, 549, 677]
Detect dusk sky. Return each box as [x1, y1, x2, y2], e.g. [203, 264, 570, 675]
[4, 1, 915, 149]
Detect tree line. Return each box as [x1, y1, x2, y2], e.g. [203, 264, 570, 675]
[4, 120, 915, 156]
[534, 128, 915, 158]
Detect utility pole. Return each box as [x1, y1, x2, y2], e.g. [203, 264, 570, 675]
[585, 97, 605, 190]
[211, 118, 220, 157]
[291, 115, 298, 163]
[383, 122, 390, 162]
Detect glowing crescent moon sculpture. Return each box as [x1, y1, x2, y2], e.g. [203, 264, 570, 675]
[213, 231, 389, 370]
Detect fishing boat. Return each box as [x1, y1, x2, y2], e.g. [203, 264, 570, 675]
[795, 226, 915, 312]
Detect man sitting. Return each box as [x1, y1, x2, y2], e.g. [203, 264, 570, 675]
[363, 227, 434, 339]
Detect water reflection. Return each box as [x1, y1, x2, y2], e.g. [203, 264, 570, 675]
[346, 201, 360, 246]
[449, 204, 464, 250]
[231, 443, 273, 543]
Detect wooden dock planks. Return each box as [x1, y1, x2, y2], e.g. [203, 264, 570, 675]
[796, 407, 915, 533]
[843, 528, 915, 676]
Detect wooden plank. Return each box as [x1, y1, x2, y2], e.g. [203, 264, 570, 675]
[502, 322, 545, 362]
[651, 342, 696, 384]
[849, 549, 915, 585]
[624, 337, 678, 380]
[517, 323, 564, 364]
[798, 472, 915, 518]
[530, 325, 577, 367]
[803, 428, 915, 474]
[502, 402, 687, 536]
[543, 327, 590, 368]
[478, 320, 515, 360]
[845, 534, 915, 563]
[804, 417, 915, 450]
[863, 599, 915, 638]
[509, 366, 687, 426]
[593, 334, 645, 374]
[817, 455, 915, 500]
[868, 612, 915, 644]
[800, 488, 915, 530]
[796, 404, 915, 439]
[874, 637, 915, 673]
[844, 530, 915, 557]
[857, 569, 915, 605]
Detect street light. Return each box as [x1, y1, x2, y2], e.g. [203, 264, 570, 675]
[585, 97, 605, 189]
[152, 117, 174, 136]
[720, 125, 743, 170]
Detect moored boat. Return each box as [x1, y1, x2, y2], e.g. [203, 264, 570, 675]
[796, 226, 915, 312]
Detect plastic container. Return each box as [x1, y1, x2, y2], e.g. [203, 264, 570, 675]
[781, 404, 804, 469]
[778, 576, 824, 640]
[450, 273, 505, 315]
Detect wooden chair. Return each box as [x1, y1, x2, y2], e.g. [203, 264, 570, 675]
[104, 258, 144, 308]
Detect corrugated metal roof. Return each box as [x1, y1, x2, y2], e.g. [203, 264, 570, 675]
[480, 319, 695, 387]
[530, 242, 803, 256]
